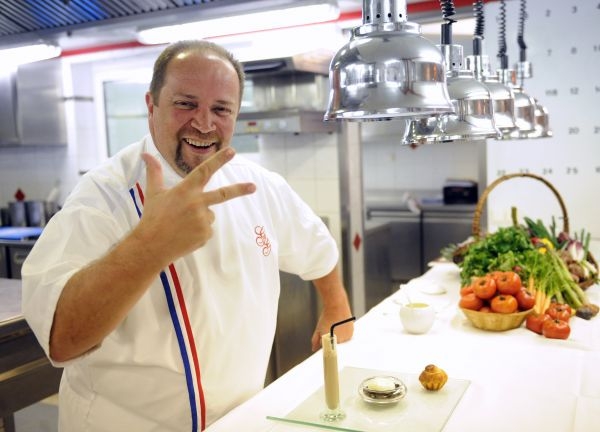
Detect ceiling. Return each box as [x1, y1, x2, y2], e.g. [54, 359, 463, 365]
[0, 0, 477, 53]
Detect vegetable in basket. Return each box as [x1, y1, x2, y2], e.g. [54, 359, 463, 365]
[456, 223, 597, 317]
[524, 216, 599, 287]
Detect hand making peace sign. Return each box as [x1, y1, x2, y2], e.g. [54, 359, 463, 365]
[137, 147, 256, 267]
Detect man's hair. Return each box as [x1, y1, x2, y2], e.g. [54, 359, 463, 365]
[148, 40, 245, 106]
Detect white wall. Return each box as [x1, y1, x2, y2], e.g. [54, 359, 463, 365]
[360, 121, 482, 194]
[481, 0, 600, 258]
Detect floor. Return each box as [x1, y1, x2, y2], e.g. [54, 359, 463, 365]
[13, 395, 58, 432]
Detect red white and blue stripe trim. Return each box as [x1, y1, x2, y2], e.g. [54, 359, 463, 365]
[129, 182, 206, 431]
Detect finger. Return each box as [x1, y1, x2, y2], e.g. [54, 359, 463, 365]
[311, 330, 322, 352]
[142, 153, 164, 196]
[187, 147, 236, 188]
[203, 182, 256, 206]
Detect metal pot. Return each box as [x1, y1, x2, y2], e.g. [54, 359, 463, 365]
[25, 200, 46, 227]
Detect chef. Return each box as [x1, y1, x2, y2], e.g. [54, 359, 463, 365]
[21, 40, 353, 431]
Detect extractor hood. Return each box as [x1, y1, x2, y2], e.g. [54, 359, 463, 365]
[0, 59, 67, 147]
[235, 52, 337, 134]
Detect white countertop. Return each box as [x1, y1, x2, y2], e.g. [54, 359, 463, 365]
[207, 264, 600, 432]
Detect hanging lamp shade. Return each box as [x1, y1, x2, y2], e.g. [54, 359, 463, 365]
[437, 45, 500, 141]
[466, 55, 518, 138]
[495, 69, 536, 139]
[400, 116, 445, 146]
[510, 86, 537, 138]
[403, 44, 499, 145]
[514, 61, 552, 139]
[324, 0, 454, 121]
[527, 99, 552, 138]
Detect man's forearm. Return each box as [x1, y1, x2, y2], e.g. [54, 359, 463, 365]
[49, 228, 168, 362]
[311, 264, 354, 351]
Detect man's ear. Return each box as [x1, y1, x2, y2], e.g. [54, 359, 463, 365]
[145, 92, 154, 115]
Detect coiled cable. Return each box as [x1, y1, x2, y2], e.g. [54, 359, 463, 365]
[440, 0, 457, 45]
[517, 0, 528, 62]
[473, 0, 485, 56]
[497, 0, 508, 69]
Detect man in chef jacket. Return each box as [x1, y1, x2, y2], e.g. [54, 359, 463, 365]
[21, 40, 353, 432]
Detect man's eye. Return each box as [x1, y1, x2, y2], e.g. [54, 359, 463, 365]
[214, 107, 232, 116]
[175, 101, 195, 109]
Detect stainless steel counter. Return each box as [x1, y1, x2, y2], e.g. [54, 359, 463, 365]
[0, 278, 62, 432]
[0, 278, 20, 323]
[0, 240, 35, 280]
[364, 192, 475, 310]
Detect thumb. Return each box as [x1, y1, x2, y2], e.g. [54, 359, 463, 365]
[142, 153, 164, 196]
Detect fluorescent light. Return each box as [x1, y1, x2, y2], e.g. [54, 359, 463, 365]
[2, 43, 61, 65]
[137, 1, 340, 45]
[213, 23, 346, 61]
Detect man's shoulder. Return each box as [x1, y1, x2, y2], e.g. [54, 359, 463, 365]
[66, 137, 147, 209]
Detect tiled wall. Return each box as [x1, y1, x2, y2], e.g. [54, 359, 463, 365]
[360, 121, 483, 193]
[0, 144, 75, 204]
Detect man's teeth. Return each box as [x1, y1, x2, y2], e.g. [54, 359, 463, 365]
[184, 138, 214, 148]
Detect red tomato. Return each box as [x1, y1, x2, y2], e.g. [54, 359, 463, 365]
[526, 313, 550, 334]
[479, 306, 492, 313]
[542, 318, 571, 340]
[495, 271, 522, 295]
[459, 293, 484, 311]
[516, 288, 536, 311]
[471, 275, 497, 300]
[490, 294, 518, 314]
[546, 304, 571, 322]
[460, 285, 474, 297]
[489, 270, 504, 281]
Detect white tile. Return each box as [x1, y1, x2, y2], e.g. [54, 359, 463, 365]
[313, 135, 339, 180]
[315, 179, 341, 213]
[284, 136, 316, 180]
[258, 135, 287, 174]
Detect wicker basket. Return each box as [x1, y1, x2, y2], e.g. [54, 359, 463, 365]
[462, 172, 598, 290]
[461, 308, 533, 332]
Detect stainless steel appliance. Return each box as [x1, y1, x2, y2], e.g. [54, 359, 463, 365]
[0, 246, 7, 279]
[421, 205, 474, 266]
[6, 243, 32, 280]
[364, 208, 421, 310]
[0, 278, 62, 432]
[0, 240, 35, 280]
[235, 52, 337, 135]
[364, 192, 475, 309]
[0, 60, 67, 147]
[265, 271, 318, 384]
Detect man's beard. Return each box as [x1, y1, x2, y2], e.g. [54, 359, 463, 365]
[175, 144, 193, 174]
[174, 140, 221, 175]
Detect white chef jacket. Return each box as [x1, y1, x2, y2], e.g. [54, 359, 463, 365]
[21, 135, 338, 432]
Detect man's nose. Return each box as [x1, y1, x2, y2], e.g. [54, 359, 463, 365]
[191, 110, 216, 133]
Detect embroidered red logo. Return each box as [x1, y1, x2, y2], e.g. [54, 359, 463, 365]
[254, 225, 271, 256]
